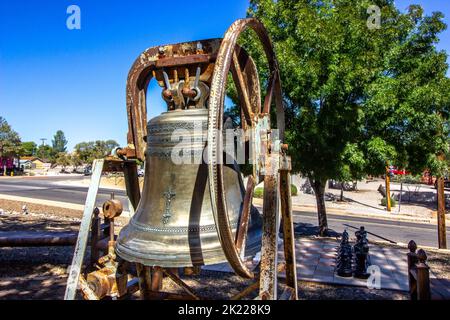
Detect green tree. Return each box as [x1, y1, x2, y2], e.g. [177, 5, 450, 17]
[70, 153, 83, 172]
[239, 0, 449, 235]
[0, 117, 21, 157]
[52, 130, 68, 153]
[36, 145, 55, 163]
[363, 6, 450, 177]
[56, 152, 70, 172]
[20, 141, 37, 157]
[74, 140, 119, 164]
[336, 143, 366, 200]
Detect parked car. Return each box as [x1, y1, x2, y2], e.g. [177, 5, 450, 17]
[137, 168, 145, 177]
[388, 166, 410, 176]
[84, 166, 92, 176]
[434, 177, 450, 189]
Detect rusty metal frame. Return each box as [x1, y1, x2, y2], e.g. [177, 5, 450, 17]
[159, 267, 201, 300]
[230, 45, 261, 128]
[67, 18, 297, 301]
[206, 18, 295, 299]
[125, 39, 223, 161]
[208, 18, 276, 279]
[235, 175, 255, 256]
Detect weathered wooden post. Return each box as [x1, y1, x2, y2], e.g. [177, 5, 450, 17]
[279, 152, 298, 299]
[407, 240, 418, 300]
[398, 179, 403, 213]
[136, 264, 152, 300]
[385, 164, 391, 212]
[436, 174, 447, 249]
[90, 208, 101, 266]
[416, 249, 431, 300]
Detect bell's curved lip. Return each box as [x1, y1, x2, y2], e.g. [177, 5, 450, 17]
[115, 223, 262, 268]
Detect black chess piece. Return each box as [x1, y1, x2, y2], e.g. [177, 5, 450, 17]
[336, 230, 352, 277]
[353, 226, 370, 279]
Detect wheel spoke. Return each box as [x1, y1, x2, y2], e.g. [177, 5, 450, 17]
[235, 175, 256, 255]
[230, 45, 261, 126]
[263, 71, 276, 114]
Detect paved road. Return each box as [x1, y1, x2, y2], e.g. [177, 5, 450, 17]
[0, 176, 129, 211]
[0, 176, 448, 248]
[290, 209, 449, 248]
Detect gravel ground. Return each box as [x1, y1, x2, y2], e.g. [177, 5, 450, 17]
[371, 241, 450, 282]
[0, 199, 84, 222]
[0, 199, 447, 300]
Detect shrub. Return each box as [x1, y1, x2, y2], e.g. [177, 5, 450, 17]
[391, 174, 422, 184]
[254, 187, 264, 199]
[291, 184, 298, 196]
[253, 184, 297, 198]
[381, 196, 396, 208]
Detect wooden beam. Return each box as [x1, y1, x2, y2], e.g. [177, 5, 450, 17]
[259, 156, 280, 300]
[437, 176, 447, 249]
[279, 164, 298, 299]
[385, 165, 391, 212]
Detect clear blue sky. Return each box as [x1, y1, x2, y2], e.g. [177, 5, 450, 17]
[1, 1, 449, 151]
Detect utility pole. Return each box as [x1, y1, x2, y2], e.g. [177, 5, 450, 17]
[385, 164, 391, 212]
[40, 138, 47, 146]
[398, 177, 403, 213]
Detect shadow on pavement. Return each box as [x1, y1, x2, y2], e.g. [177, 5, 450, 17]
[292, 222, 341, 238]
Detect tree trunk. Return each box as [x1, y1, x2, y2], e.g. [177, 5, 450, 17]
[340, 183, 344, 202]
[311, 178, 328, 236]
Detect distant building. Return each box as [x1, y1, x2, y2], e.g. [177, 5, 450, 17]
[0, 156, 19, 175]
[19, 157, 48, 170]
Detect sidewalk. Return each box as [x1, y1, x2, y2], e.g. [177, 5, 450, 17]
[253, 198, 446, 225]
[292, 203, 438, 224]
[205, 237, 450, 297]
[204, 237, 412, 291]
[287, 176, 449, 225]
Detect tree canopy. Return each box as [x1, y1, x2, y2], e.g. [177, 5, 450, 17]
[74, 140, 119, 164]
[52, 130, 68, 153]
[235, 0, 449, 235]
[0, 117, 21, 157]
[20, 141, 37, 157]
[36, 144, 55, 162]
[56, 152, 71, 171]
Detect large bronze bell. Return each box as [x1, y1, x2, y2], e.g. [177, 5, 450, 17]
[116, 87, 262, 268]
[64, 19, 298, 301]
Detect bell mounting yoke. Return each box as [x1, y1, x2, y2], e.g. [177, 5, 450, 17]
[122, 18, 296, 299]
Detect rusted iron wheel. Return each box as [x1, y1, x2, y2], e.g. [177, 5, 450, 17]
[207, 18, 285, 279]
